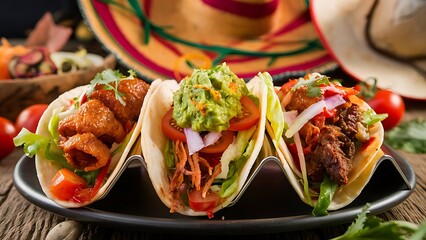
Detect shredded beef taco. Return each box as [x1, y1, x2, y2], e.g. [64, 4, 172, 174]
[14, 69, 155, 207]
[140, 63, 270, 217]
[265, 73, 386, 216]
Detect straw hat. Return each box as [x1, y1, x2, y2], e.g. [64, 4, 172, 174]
[78, 0, 336, 83]
[311, 0, 426, 100]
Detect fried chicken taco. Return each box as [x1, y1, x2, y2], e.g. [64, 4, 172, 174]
[265, 73, 387, 216]
[140, 63, 270, 217]
[14, 69, 154, 207]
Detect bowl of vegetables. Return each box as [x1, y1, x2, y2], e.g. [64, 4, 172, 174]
[0, 39, 116, 120]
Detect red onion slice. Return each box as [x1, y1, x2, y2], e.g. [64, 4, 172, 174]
[184, 128, 205, 155]
[203, 132, 222, 147]
[285, 94, 346, 138]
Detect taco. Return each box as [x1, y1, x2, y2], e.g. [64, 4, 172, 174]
[14, 69, 155, 207]
[265, 72, 387, 216]
[140, 63, 270, 217]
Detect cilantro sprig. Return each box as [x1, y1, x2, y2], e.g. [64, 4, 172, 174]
[385, 119, 426, 154]
[332, 204, 425, 240]
[86, 69, 136, 106]
[291, 73, 330, 97]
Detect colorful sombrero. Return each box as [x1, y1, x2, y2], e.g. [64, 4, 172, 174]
[311, 0, 426, 100]
[78, 0, 336, 83]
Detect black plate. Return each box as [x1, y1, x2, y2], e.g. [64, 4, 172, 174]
[13, 145, 415, 235]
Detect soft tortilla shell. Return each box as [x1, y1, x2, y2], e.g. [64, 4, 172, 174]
[273, 94, 385, 210]
[141, 76, 267, 216]
[35, 81, 155, 208]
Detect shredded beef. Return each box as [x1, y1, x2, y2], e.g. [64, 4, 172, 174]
[328, 103, 362, 141]
[306, 125, 355, 185]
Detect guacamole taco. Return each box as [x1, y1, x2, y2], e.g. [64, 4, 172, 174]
[265, 73, 386, 215]
[14, 69, 154, 208]
[140, 64, 269, 217]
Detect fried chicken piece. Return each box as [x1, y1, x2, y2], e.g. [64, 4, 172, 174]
[91, 78, 150, 124]
[58, 99, 125, 145]
[286, 86, 322, 113]
[60, 132, 110, 171]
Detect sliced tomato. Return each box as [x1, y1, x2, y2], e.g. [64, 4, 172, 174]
[228, 96, 260, 131]
[200, 131, 234, 154]
[50, 169, 87, 201]
[188, 188, 219, 213]
[161, 108, 186, 142]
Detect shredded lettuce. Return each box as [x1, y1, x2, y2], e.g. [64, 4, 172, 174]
[164, 139, 176, 168]
[312, 175, 338, 216]
[219, 139, 255, 198]
[48, 108, 62, 145]
[260, 72, 285, 143]
[217, 126, 256, 179]
[219, 173, 239, 198]
[362, 109, 388, 126]
[13, 128, 73, 169]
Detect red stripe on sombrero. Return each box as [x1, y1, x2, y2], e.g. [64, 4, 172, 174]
[93, 0, 331, 80]
[94, 0, 176, 77]
[153, 33, 183, 56]
[144, 0, 152, 17]
[202, 0, 278, 18]
[264, 10, 311, 40]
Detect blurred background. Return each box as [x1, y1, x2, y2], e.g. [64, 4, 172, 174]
[0, 0, 82, 39]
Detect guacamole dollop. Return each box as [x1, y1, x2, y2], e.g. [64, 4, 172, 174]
[173, 63, 250, 132]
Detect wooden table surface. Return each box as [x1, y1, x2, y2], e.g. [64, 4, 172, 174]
[1, 53, 425, 239]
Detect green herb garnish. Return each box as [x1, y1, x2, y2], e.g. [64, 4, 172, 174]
[86, 69, 136, 106]
[362, 108, 388, 126]
[291, 73, 330, 97]
[385, 119, 426, 154]
[332, 204, 425, 240]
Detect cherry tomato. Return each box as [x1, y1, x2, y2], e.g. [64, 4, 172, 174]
[188, 188, 219, 212]
[364, 89, 405, 130]
[200, 131, 234, 154]
[161, 108, 186, 142]
[0, 117, 16, 159]
[228, 96, 260, 131]
[355, 83, 405, 130]
[15, 104, 48, 133]
[50, 169, 87, 201]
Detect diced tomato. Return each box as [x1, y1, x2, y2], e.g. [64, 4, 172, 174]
[200, 131, 234, 154]
[287, 143, 301, 172]
[161, 108, 186, 142]
[322, 107, 337, 118]
[287, 143, 313, 172]
[322, 84, 359, 97]
[188, 188, 219, 216]
[72, 158, 111, 203]
[50, 169, 87, 201]
[336, 85, 359, 96]
[228, 96, 260, 131]
[279, 79, 297, 94]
